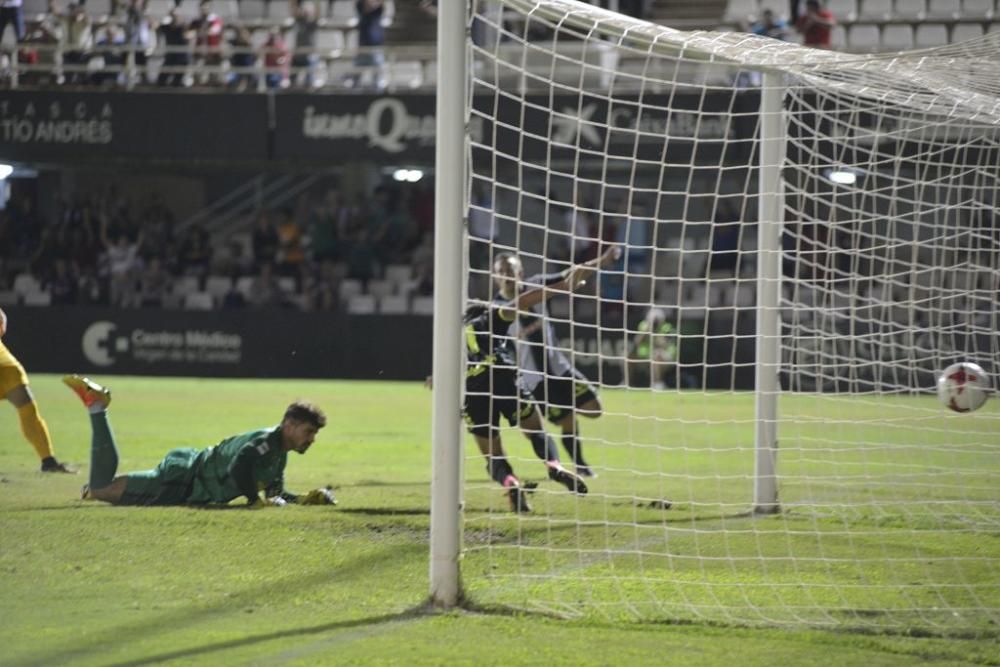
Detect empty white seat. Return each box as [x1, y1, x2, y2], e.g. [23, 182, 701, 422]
[23, 0, 47, 15]
[367, 279, 395, 298]
[12, 273, 41, 296]
[268, 0, 293, 20]
[146, 0, 174, 18]
[23, 291, 51, 307]
[0, 291, 18, 306]
[347, 295, 377, 314]
[859, 0, 893, 18]
[951, 21, 985, 39]
[338, 279, 363, 300]
[411, 296, 434, 315]
[385, 60, 423, 89]
[329, 0, 358, 25]
[915, 22, 949, 46]
[184, 292, 215, 310]
[894, 0, 926, 17]
[172, 275, 201, 296]
[882, 23, 914, 49]
[926, 0, 962, 17]
[384, 264, 413, 285]
[240, 0, 269, 19]
[827, 0, 859, 19]
[379, 295, 409, 314]
[205, 275, 234, 297]
[85, 0, 112, 16]
[277, 276, 296, 293]
[758, 0, 786, 17]
[830, 23, 848, 47]
[235, 275, 255, 297]
[724, 0, 758, 22]
[961, 0, 994, 16]
[316, 28, 345, 54]
[848, 23, 882, 49]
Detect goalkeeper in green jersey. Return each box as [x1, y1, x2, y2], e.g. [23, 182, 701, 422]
[628, 308, 678, 390]
[64, 375, 335, 508]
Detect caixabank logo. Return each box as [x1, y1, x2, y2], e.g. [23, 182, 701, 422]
[82, 321, 243, 367]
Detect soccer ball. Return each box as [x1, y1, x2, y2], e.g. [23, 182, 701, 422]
[936, 362, 991, 413]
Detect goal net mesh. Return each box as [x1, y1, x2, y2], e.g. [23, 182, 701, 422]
[460, 0, 1000, 632]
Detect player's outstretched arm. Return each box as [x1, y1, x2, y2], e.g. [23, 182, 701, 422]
[504, 245, 621, 316]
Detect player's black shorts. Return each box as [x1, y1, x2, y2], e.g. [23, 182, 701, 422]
[464, 366, 536, 438]
[530, 367, 599, 424]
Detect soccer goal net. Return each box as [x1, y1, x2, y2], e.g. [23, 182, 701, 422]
[432, 0, 1000, 633]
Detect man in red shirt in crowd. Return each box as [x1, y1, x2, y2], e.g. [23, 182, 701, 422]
[191, 0, 224, 82]
[795, 0, 836, 48]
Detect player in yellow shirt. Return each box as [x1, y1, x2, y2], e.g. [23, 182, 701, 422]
[0, 307, 75, 473]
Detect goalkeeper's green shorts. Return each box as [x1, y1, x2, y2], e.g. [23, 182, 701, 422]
[120, 448, 199, 506]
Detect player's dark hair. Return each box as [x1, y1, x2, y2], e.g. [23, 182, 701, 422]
[284, 401, 327, 428]
[463, 303, 488, 324]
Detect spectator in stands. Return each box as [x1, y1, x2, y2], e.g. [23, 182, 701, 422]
[709, 198, 742, 275]
[0, 0, 23, 53]
[227, 25, 256, 90]
[408, 182, 434, 238]
[252, 210, 280, 266]
[123, 0, 153, 84]
[5, 196, 43, 261]
[190, 0, 224, 84]
[262, 26, 290, 89]
[156, 6, 192, 86]
[137, 192, 175, 260]
[47, 258, 80, 305]
[93, 22, 126, 87]
[59, 2, 93, 84]
[18, 1, 62, 85]
[100, 216, 144, 307]
[134, 255, 171, 307]
[410, 230, 433, 296]
[795, 0, 835, 49]
[177, 223, 211, 277]
[346, 227, 377, 284]
[302, 258, 340, 311]
[307, 192, 340, 262]
[275, 207, 306, 282]
[353, 0, 385, 89]
[289, 0, 319, 88]
[749, 8, 790, 40]
[247, 261, 288, 308]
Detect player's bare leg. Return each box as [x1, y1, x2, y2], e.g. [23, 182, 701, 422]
[82, 476, 128, 504]
[6, 383, 75, 473]
[474, 432, 531, 512]
[521, 409, 588, 495]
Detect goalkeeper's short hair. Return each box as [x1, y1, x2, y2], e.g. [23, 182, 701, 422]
[284, 401, 327, 428]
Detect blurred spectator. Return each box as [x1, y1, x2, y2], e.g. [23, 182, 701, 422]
[307, 192, 340, 262]
[5, 196, 43, 261]
[289, 0, 319, 88]
[275, 207, 306, 280]
[795, 0, 835, 49]
[19, 0, 61, 85]
[100, 216, 144, 307]
[93, 22, 125, 86]
[190, 0, 224, 84]
[156, 6, 192, 86]
[47, 258, 80, 305]
[709, 198, 742, 275]
[302, 258, 340, 311]
[134, 255, 171, 307]
[353, 0, 385, 89]
[408, 183, 434, 237]
[346, 228, 377, 283]
[0, 0, 25, 51]
[177, 223, 211, 276]
[251, 210, 280, 265]
[262, 26, 289, 89]
[138, 192, 175, 260]
[60, 2, 93, 84]
[220, 279, 247, 309]
[247, 261, 288, 308]
[410, 230, 433, 296]
[123, 0, 153, 84]
[227, 25, 256, 90]
[749, 8, 789, 40]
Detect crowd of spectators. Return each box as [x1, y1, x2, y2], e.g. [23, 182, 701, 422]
[3, 0, 395, 90]
[0, 179, 437, 312]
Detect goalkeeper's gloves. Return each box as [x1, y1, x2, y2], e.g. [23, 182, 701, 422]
[298, 487, 337, 506]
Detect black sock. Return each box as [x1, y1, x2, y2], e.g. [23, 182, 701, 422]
[562, 433, 586, 465]
[485, 456, 514, 487]
[527, 432, 559, 463]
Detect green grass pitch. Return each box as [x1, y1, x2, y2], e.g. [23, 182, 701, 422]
[1, 374, 997, 666]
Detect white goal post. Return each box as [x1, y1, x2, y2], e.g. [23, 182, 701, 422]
[431, 0, 1000, 632]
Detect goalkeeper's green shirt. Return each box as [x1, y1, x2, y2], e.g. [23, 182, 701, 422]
[184, 426, 288, 505]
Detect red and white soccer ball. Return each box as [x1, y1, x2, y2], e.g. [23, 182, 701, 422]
[936, 362, 991, 413]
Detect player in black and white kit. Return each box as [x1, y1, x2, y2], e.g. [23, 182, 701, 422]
[493, 245, 620, 478]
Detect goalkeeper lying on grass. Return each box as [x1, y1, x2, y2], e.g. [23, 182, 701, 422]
[64, 375, 336, 508]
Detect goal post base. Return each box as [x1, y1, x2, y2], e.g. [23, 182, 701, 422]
[752, 504, 782, 516]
